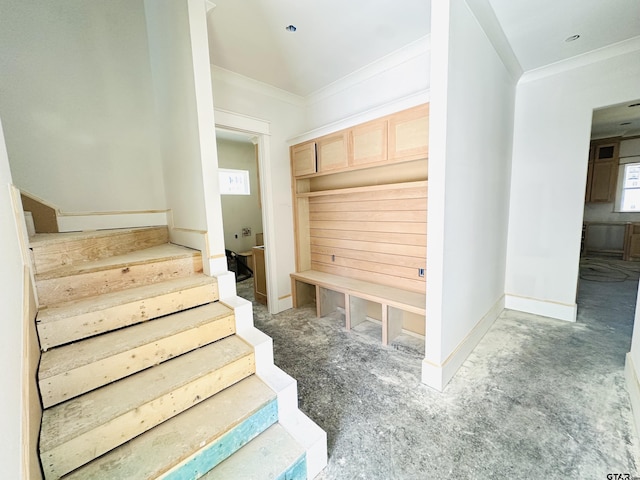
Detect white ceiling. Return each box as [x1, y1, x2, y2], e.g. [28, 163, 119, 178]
[206, 0, 640, 135]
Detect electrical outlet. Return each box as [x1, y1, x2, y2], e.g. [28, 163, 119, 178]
[418, 268, 425, 277]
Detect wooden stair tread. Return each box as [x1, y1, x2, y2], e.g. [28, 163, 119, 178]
[40, 336, 255, 478]
[30, 227, 169, 274]
[40, 302, 234, 379]
[30, 226, 166, 247]
[37, 274, 216, 324]
[202, 424, 306, 480]
[39, 302, 235, 407]
[35, 243, 198, 280]
[36, 274, 219, 351]
[64, 375, 276, 480]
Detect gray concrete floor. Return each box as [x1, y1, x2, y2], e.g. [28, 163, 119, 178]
[237, 256, 640, 479]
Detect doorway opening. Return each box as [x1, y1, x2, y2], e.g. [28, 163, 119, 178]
[579, 98, 640, 355]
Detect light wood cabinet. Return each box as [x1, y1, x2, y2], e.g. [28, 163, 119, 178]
[350, 118, 388, 167]
[388, 104, 429, 162]
[317, 132, 348, 172]
[586, 139, 619, 203]
[291, 141, 316, 177]
[252, 246, 267, 305]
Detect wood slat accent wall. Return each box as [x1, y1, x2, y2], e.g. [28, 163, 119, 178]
[305, 181, 427, 293]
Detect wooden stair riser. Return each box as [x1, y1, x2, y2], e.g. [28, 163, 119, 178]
[38, 280, 218, 350]
[41, 352, 256, 479]
[31, 227, 169, 275]
[36, 255, 203, 306]
[161, 399, 278, 480]
[63, 376, 277, 480]
[40, 312, 235, 408]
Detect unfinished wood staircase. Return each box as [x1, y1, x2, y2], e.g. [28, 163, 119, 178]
[32, 226, 308, 479]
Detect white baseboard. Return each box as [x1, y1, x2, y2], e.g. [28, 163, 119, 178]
[625, 353, 640, 442]
[505, 294, 576, 322]
[422, 295, 504, 392]
[56, 211, 168, 232]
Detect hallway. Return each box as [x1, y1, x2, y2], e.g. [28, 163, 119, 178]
[239, 257, 640, 479]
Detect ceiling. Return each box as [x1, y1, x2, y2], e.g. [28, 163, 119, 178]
[206, 0, 640, 135]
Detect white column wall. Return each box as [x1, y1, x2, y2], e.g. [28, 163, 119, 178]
[0, 0, 166, 214]
[505, 48, 640, 321]
[0, 117, 26, 478]
[423, 0, 516, 390]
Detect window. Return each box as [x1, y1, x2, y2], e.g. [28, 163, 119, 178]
[621, 163, 640, 211]
[218, 168, 250, 195]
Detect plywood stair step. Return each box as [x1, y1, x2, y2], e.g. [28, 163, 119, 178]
[39, 302, 235, 408]
[37, 274, 219, 350]
[40, 335, 255, 480]
[202, 423, 307, 480]
[63, 375, 279, 480]
[35, 243, 203, 307]
[30, 226, 169, 275]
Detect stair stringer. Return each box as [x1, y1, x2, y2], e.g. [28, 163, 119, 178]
[220, 294, 328, 480]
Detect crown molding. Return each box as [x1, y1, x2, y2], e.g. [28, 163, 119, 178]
[305, 35, 431, 107]
[288, 89, 430, 146]
[520, 35, 640, 84]
[210, 65, 306, 107]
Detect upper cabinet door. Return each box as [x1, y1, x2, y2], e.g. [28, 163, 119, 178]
[388, 104, 429, 161]
[317, 131, 348, 173]
[350, 119, 388, 167]
[291, 141, 316, 177]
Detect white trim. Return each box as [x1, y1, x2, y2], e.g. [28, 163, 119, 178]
[288, 90, 430, 146]
[464, 0, 522, 81]
[625, 353, 640, 443]
[504, 294, 577, 322]
[422, 296, 504, 391]
[225, 295, 327, 479]
[56, 211, 168, 232]
[519, 35, 640, 85]
[213, 109, 283, 315]
[278, 295, 293, 313]
[211, 66, 306, 107]
[306, 35, 431, 106]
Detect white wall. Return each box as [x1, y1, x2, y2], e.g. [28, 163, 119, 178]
[0, 117, 26, 478]
[0, 0, 166, 214]
[506, 48, 640, 321]
[302, 36, 430, 135]
[423, 0, 516, 391]
[217, 138, 263, 252]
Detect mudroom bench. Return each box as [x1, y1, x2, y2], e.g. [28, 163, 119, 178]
[290, 270, 426, 345]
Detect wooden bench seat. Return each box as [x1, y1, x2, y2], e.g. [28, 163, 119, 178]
[291, 270, 425, 345]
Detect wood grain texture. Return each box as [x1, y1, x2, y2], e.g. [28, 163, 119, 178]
[39, 302, 235, 407]
[64, 376, 275, 480]
[40, 336, 255, 479]
[31, 227, 169, 274]
[35, 244, 203, 306]
[37, 274, 218, 350]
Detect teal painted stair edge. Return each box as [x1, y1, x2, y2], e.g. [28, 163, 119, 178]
[163, 398, 278, 480]
[276, 453, 307, 480]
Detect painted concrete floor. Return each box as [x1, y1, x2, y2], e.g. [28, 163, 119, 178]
[237, 257, 640, 479]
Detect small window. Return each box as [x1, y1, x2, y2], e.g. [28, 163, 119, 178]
[219, 168, 250, 195]
[620, 163, 640, 211]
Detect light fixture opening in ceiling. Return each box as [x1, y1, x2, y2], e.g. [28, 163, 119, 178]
[565, 34, 580, 42]
[285, 25, 297, 32]
[629, 103, 640, 108]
